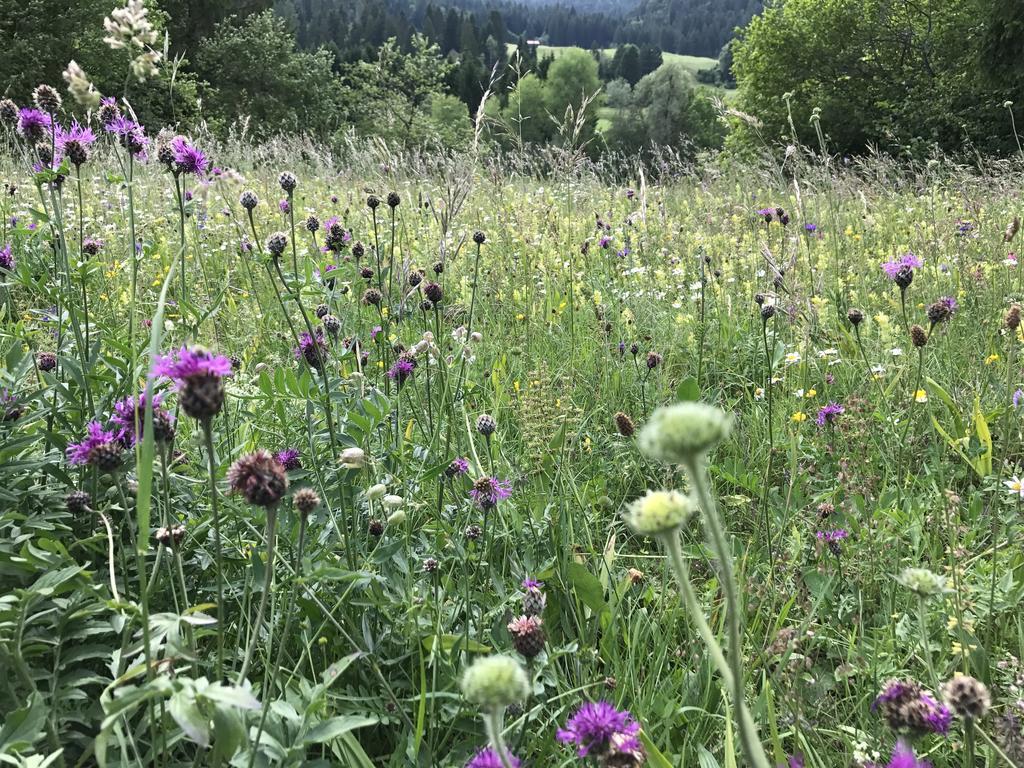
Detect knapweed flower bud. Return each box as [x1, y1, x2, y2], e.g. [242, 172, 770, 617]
[476, 414, 497, 436]
[278, 171, 297, 194]
[366, 483, 387, 501]
[473, 230, 486, 245]
[942, 674, 990, 719]
[894, 266, 914, 290]
[362, 288, 382, 306]
[847, 307, 865, 327]
[323, 314, 341, 336]
[623, 489, 694, 536]
[340, 447, 366, 469]
[760, 304, 776, 321]
[424, 281, 443, 304]
[37, 351, 57, 372]
[460, 655, 529, 709]
[367, 194, 380, 210]
[368, 519, 384, 537]
[33, 84, 61, 113]
[386, 191, 400, 208]
[305, 215, 319, 233]
[422, 557, 439, 573]
[266, 231, 287, 257]
[507, 615, 545, 658]
[1005, 305, 1021, 331]
[910, 324, 928, 348]
[896, 567, 948, 598]
[638, 402, 732, 463]
[227, 450, 288, 507]
[239, 190, 259, 211]
[293, 487, 320, 516]
[315, 303, 329, 319]
[0, 98, 16, 126]
[66, 489, 91, 514]
[614, 411, 635, 437]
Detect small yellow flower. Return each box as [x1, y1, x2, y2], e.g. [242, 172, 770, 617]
[985, 354, 1000, 365]
[805, 389, 816, 398]
[791, 411, 808, 423]
[915, 389, 928, 403]
[516, 313, 525, 321]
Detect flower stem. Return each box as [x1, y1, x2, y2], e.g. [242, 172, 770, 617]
[202, 418, 225, 680]
[238, 505, 277, 684]
[683, 456, 772, 768]
[483, 707, 516, 768]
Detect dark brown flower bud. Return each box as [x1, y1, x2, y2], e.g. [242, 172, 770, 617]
[227, 450, 288, 507]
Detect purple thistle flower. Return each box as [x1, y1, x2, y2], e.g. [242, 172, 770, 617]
[778, 756, 804, 768]
[816, 402, 844, 426]
[469, 476, 512, 510]
[294, 329, 328, 371]
[57, 121, 96, 149]
[0, 243, 13, 271]
[370, 325, 383, 341]
[153, 346, 233, 385]
[556, 700, 640, 758]
[1014, 389, 1023, 408]
[275, 448, 302, 471]
[816, 529, 848, 542]
[465, 747, 521, 768]
[803, 224, 817, 234]
[920, 693, 953, 734]
[885, 739, 931, 768]
[450, 456, 469, 476]
[66, 421, 123, 466]
[170, 136, 208, 176]
[17, 108, 51, 141]
[882, 253, 923, 279]
[522, 577, 544, 592]
[598, 235, 611, 249]
[111, 391, 174, 445]
[105, 116, 147, 156]
[279, 198, 290, 214]
[387, 356, 416, 385]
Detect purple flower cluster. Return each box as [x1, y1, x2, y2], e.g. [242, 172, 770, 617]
[170, 136, 208, 176]
[465, 748, 521, 768]
[867, 740, 931, 768]
[105, 115, 148, 157]
[66, 421, 122, 466]
[0, 243, 13, 272]
[17, 108, 51, 142]
[111, 391, 174, 445]
[276, 448, 301, 471]
[816, 402, 844, 426]
[882, 253, 923, 279]
[469, 476, 512, 510]
[874, 679, 952, 735]
[295, 329, 328, 371]
[153, 346, 233, 386]
[387, 355, 417, 385]
[556, 701, 642, 759]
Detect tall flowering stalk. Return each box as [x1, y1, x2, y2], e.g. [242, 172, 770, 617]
[461, 655, 529, 768]
[633, 401, 772, 768]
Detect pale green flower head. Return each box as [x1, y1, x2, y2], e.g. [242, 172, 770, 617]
[638, 402, 733, 463]
[896, 567, 949, 599]
[460, 654, 529, 709]
[624, 490, 695, 536]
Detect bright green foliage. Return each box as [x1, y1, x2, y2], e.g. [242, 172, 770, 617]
[731, 0, 1022, 155]
[195, 11, 343, 138]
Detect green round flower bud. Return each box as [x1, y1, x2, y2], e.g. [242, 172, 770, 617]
[460, 655, 529, 709]
[896, 567, 948, 599]
[638, 402, 732, 463]
[623, 490, 695, 536]
[386, 509, 407, 527]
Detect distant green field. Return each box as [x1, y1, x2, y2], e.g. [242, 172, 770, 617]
[505, 43, 737, 109]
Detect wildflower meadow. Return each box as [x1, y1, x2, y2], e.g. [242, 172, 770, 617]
[3, 6, 1024, 768]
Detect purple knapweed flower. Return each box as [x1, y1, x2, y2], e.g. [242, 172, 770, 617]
[803, 223, 817, 234]
[556, 700, 641, 758]
[111, 391, 174, 445]
[279, 198, 290, 214]
[170, 136, 208, 176]
[105, 116, 147, 156]
[465, 747, 521, 768]
[469, 476, 512, 510]
[66, 421, 123, 466]
[387, 355, 416, 385]
[17, 108, 51, 142]
[153, 346, 233, 386]
[882, 253, 923, 279]
[884, 739, 931, 768]
[276, 448, 301, 471]
[0, 243, 13, 271]
[598, 235, 611, 249]
[1014, 389, 1023, 408]
[295, 329, 328, 371]
[816, 402, 844, 426]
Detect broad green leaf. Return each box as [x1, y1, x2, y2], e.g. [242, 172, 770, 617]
[302, 715, 378, 745]
[566, 561, 607, 615]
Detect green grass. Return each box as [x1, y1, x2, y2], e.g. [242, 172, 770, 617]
[1, 129, 1023, 768]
